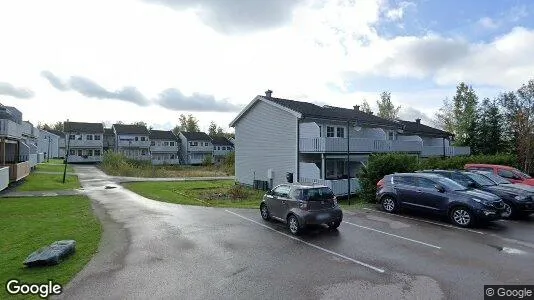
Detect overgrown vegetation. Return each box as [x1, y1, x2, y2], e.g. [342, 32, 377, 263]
[123, 180, 262, 208]
[0, 196, 101, 299]
[359, 153, 518, 202]
[100, 151, 234, 177]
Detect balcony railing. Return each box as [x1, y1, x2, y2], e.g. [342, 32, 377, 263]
[2, 161, 31, 181]
[150, 145, 179, 152]
[299, 177, 360, 196]
[0, 119, 22, 139]
[117, 140, 150, 148]
[421, 146, 471, 157]
[299, 137, 423, 153]
[68, 139, 104, 147]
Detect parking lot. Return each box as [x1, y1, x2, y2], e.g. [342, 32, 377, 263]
[59, 166, 534, 300]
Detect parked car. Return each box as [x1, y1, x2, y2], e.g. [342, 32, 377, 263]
[465, 164, 534, 186]
[260, 184, 343, 235]
[419, 170, 533, 218]
[472, 170, 534, 192]
[376, 173, 504, 227]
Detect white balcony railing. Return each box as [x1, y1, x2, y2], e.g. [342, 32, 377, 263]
[68, 139, 104, 147]
[421, 146, 471, 157]
[0, 119, 22, 139]
[299, 177, 360, 196]
[117, 140, 150, 148]
[150, 145, 179, 152]
[299, 137, 423, 153]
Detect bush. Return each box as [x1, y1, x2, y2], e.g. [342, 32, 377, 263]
[419, 153, 518, 170]
[100, 151, 164, 177]
[202, 155, 213, 166]
[227, 184, 249, 199]
[222, 152, 235, 175]
[359, 154, 418, 202]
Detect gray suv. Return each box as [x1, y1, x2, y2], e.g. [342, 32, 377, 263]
[260, 184, 343, 235]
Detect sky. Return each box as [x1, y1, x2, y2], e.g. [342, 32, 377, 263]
[1, 0, 533, 132]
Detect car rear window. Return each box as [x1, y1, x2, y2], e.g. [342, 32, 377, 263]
[393, 175, 416, 186]
[302, 187, 334, 201]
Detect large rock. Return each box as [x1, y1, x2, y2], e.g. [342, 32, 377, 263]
[23, 240, 76, 267]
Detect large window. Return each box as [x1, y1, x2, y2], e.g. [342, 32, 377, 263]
[204, 142, 209, 146]
[170, 142, 174, 146]
[70, 149, 75, 155]
[336, 127, 345, 138]
[141, 149, 147, 155]
[77, 149, 83, 156]
[94, 150, 101, 156]
[326, 126, 335, 137]
[86, 135, 93, 140]
[69, 135, 75, 140]
[141, 137, 146, 141]
[135, 137, 139, 141]
[94, 135, 101, 140]
[164, 141, 169, 146]
[86, 149, 93, 156]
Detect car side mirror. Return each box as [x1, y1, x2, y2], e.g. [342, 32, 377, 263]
[266, 190, 273, 195]
[435, 184, 445, 193]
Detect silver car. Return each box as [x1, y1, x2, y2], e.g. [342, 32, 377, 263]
[260, 183, 343, 235]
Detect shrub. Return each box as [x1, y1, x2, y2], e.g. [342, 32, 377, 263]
[222, 152, 235, 175]
[227, 184, 248, 199]
[202, 155, 213, 166]
[419, 153, 518, 170]
[359, 153, 418, 202]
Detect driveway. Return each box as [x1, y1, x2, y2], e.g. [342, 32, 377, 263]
[60, 165, 534, 300]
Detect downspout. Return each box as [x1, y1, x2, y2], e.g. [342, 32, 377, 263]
[296, 118, 300, 183]
[347, 120, 351, 205]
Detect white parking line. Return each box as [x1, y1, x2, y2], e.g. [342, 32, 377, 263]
[225, 210, 385, 274]
[343, 221, 441, 249]
[362, 208, 485, 235]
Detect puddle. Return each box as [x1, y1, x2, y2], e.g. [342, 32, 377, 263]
[487, 244, 527, 254]
[105, 186, 117, 189]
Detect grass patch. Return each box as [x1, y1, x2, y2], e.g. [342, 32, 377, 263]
[43, 158, 65, 165]
[123, 180, 264, 208]
[35, 163, 73, 173]
[338, 196, 375, 211]
[0, 196, 101, 299]
[16, 173, 80, 191]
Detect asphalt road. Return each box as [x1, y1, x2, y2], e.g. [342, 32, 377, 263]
[59, 165, 534, 300]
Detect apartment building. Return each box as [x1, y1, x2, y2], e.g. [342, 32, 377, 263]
[179, 132, 213, 165]
[64, 121, 104, 163]
[211, 136, 234, 164]
[113, 124, 151, 160]
[149, 130, 180, 165]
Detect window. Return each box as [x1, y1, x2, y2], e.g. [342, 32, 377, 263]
[273, 185, 290, 198]
[394, 176, 416, 186]
[387, 131, 395, 140]
[141, 137, 146, 141]
[87, 135, 93, 140]
[214, 146, 217, 150]
[141, 149, 147, 155]
[170, 142, 174, 146]
[205, 142, 209, 146]
[417, 177, 437, 189]
[135, 137, 139, 141]
[498, 169, 518, 180]
[318, 125, 322, 137]
[69, 135, 75, 140]
[290, 188, 302, 199]
[151, 141, 155, 146]
[86, 149, 93, 156]
[94, 150, 101, 156]
[77, 150, 83, 156]
[70, 149, 75, 155]
[191, 142, 198, 146]
[94, 135, 101, 140]
[336, 127, 345, 138]
[326, 126, 335, 137]
[77, 135, 82, 140]
[164, 141, 169, 146]
[170, 154, 175, 159]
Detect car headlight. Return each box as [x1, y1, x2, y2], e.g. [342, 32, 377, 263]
[515, 195, 529, 201]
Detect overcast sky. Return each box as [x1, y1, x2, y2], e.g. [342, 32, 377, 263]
[1, 0, 533, 131]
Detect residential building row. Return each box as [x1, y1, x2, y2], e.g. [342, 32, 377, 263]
[61, 122, 234, 165]
[230, 90, 471, 196]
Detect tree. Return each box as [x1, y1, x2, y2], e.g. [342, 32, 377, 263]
[208, 121, 217, 137]
[361, 99, 373, 114]
[476, 98, 504, 155]
[376, 91, 400, 120]
[51, 121, 63, 131]
[433, 97, 455, 133]
[452, 82, 479, 147]
[133, 121, 147, 127]
[178, 114, 199, 132]
[172, 125, 181, 135]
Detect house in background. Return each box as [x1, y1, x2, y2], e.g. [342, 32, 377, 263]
[21, 121, 40, 167]
[113, 124, 151, 160]
[38, 129, 60, 159]
[48, 129, 66, 158]
[149, 130, 180, 165]
[179, 132, 213, 165]
[103, 128, 115, 153]
[64, 121, 104, 163]
[230, 90, 471, 196]
[211, 136, 234, 164]
[0, 104, 32, 189]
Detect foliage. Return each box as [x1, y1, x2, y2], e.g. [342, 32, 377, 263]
[222, 151, 235, 175]
[178, 114, 200, 132]
[376, 91, 400, 120]
[359, 154, 418, 202]
[16, 173, 80, 191]
[418, 154, 517, 171]
[475, 98, 505, 155]
[38, 121, 64, 131]
[452, 82, 479, 147]
[433, 97, 455, 134]
[361, 99, 373, 114]
[227, 184, 248, 199]
[0, 196, 101, 299]
[202, 154, 213, 166]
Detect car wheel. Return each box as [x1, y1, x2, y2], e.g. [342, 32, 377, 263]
[287, 215, 301, 235]
[328, 220, 341, 229]
[260, 203, 270, 221]
[381, 196, 397, 213]
[501, 202, 516, 219]
[450, 207, 474, 227]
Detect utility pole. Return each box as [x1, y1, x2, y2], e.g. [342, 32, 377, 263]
[62, 120, 70, 183]
[347, 120, 351, 205]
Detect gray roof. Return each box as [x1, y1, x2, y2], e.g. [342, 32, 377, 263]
[113, 124, 149, 135]
[64, 122, 104, 133]
[211, 136, 233, 146]
[398, 120, 452, 138]
[47, 129, 64, 137]
[266, 96, 401, 128]
[104, 128, 114, 136]
[150, 130, 178, 141]
[180, 131, 211, 141]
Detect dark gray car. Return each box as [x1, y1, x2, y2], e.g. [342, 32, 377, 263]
[260, 184, 343, 235]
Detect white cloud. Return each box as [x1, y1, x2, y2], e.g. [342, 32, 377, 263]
[478, 17, 498, 29]
[385, 1, 415, 21]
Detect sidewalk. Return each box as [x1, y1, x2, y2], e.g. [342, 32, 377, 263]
[0, 189, 85, 198]
[112, 175, 235, 183]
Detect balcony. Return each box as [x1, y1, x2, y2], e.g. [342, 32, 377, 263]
[68, 139, 104, 148]
[299, 177, 360, 196]
[421, 146, 471, 157]
[188, 145, 213, 152]
[299, 137, 423, 153]
[2, 161, 31, 181]
[150, 145, 179, 152]
[117, 140, 150, 148]
[0, 119, 22, 139]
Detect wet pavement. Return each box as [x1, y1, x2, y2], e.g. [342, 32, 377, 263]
[59, 165, 534, 300]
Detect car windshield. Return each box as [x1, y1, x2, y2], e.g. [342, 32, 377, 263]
[433, 177, 468, 191]
[464, 173, 496, 186]
[478, 172, 512, 184]
[302, 187, 334, 201]
[514, 169, 532, 179]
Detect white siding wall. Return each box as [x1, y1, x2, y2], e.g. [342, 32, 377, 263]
[300, 162, 320, 179]
[397, 135, 423, 142]
[235, 101, 297, 187]
[314, 122, 386, 139]
[299, 122, 320, 138]
[422, 137, 449, 146]
[0, 166, 9, 191]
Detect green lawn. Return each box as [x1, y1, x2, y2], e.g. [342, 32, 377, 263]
[35, 163, 73, 173]
[0, 196, 101, 299]
[43, 158, 65, 165]
[123, 180, 264, 208]
[16, 173, 80, 191]
[339, 196, 375, 211]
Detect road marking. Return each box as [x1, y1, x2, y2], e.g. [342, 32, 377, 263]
[225, 210, 385, 274]
[362, 208, 485, 235]
[343, 221, 441, 249]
